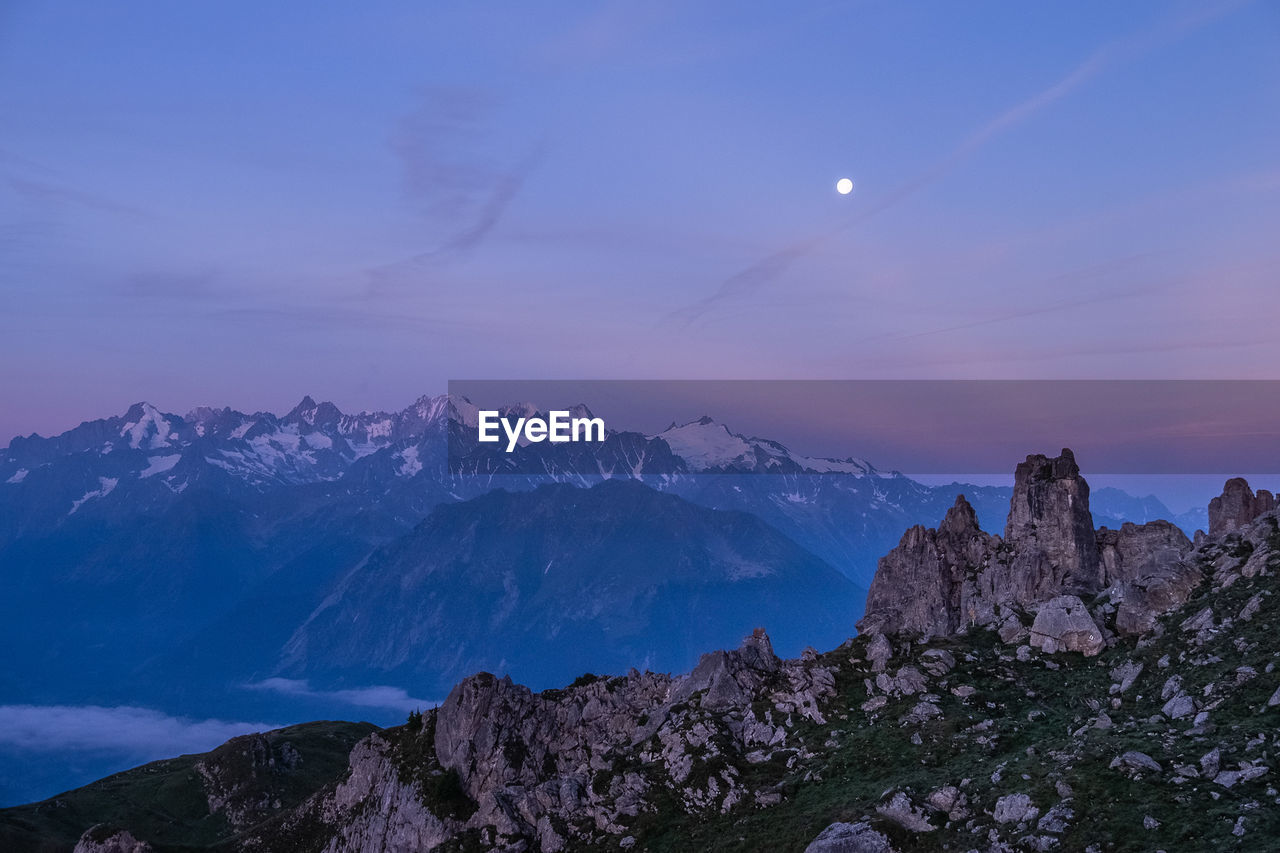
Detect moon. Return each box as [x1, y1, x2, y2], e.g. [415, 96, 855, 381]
[836, 177, 854, 195]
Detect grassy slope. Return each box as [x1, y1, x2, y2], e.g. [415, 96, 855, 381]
[0, 720, 377, 853]
[622, 521, 1280, 852]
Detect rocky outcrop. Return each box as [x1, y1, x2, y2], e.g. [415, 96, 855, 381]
[1097, 521, 1192, 586]
[319, 735, 456, 853]
[804, 821, 896, 852]
[1002, 449, 1101, 605]
[861, 450, 1112, 641]
[311, 629, 839, 851]
[860, 450, 1228, 651]
[1209, 478, 1275, 537]
[72, 828, 153, 853]
[1028, 595, 1105, 656]
[195, 731, 304, 831]
[857, 496, 998, 638]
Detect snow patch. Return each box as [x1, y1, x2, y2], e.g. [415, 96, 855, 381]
[120, 404, 173, 450]
[70, 477, 119, 514]
[304, 432, 333, 450]
[396, 446, 422, 477]
[140, 454, 182, 478]
[653, 418, 755, 471]
[6, 469, 28, 484]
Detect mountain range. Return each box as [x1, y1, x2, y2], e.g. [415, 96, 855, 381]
[0, 395, 1213, 805]
[2, 453, 1276, 852]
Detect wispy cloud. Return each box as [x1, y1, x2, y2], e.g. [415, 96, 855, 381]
[8, 176, 149, 219]
[672, 0, 1251, 324]
[367, 88, 543, 295]
[0, 704, 277, 755]
[245, 678, 439, 713]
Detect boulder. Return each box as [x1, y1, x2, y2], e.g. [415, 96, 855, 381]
[1028, 595, 1105, 656]
[1096, 521, 1191, 586]
[804, 821, 896, 853]
[993, 792, 1038, 825]
[73, 829, 154, 853]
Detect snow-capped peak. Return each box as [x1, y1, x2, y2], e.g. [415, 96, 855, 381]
[120, 402, 173, 450]
[652, 417, 755, 471]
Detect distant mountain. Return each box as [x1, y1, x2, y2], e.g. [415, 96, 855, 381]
[275, 479, 865, 695]
[1, 394, 1201, 804]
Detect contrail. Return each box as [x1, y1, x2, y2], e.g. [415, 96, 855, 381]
[670, 0, 1250, 325]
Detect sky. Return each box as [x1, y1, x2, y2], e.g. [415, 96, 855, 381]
[2, 0, 1280, 442]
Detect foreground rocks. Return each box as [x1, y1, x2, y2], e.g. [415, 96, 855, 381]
[73, 829, 153, 853]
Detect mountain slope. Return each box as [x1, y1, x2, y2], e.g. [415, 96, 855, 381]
[276, 479, 866, 695]
[11, 474, 1280, 852]
[0, 721, 375, 853]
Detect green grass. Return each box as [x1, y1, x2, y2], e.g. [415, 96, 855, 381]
[0, 721, 377, 853]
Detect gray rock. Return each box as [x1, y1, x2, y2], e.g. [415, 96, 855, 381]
[1037, 802, 1073, 833]
[804, 821, 896, 853]
[1097, 521, 1192, 587]
[1003, 450, 1101, 605]
[1162, 693, 1196, 720]
[920, 648, 956, 677]
[1209, 478, 1273, 536]
[1109, 660, 1143, 694]
[1181, 607, 1215, 636]
[1200, 747, 1221, 779]
[1143, 815, 1160, 829]
[73, 829, 154, 853]
[1029, 595, 1105, 656]
[866, 633, 893, 673]
[858, 495, 999, 637]
[876, 791, 934, 832]
[1267, 685, 1280, 708]
[926, 785, 961, 813]
[861, 695, 888, 712]
[1114, 751, 1163, 774]
[992, 792, 1038, 825]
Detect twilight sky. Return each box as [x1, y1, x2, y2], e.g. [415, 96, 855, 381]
[2, 1, 1280, 441]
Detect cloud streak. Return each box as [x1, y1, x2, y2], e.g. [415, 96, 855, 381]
[366, 88, 544, 295]
[245, 678, 440, 713]
[0, 704, 277, 755]
[672, 0, 1250, 324]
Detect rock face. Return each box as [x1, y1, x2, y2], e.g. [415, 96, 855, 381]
[804, 821, 896, 852]
[73, 828, 154, 853]
[294, 629, 839, 850]
[861, 450, 1218, 649]
[1028, 595, 1105, 656]
[857, 496, 998, 638]
[1097, 521, 1192, 586]
[1002, 450, 1101, 605]
[1209, 478, 1276, 536]
[862, 450, 1117, 641]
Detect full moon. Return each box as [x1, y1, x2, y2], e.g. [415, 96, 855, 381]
[836, 177, 854, 195]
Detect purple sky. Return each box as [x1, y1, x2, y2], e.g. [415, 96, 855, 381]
[3, 2, 1280, 442]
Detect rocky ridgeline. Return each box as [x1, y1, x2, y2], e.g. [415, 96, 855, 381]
[52, 452, 1280, 852]
[857, 449, 1198, 652]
